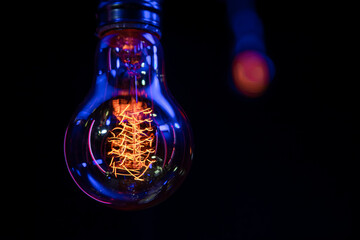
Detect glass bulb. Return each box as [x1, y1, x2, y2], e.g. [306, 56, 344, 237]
[64, 29, 193, 210]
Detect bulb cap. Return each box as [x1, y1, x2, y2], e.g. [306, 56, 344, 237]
[97, 0, 162, 37]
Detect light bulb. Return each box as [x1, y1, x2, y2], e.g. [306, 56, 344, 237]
[226, 0, 275, 97]
[64, 1, 193, 210]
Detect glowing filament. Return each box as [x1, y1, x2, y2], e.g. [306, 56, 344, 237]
[107, 100, 156, 181]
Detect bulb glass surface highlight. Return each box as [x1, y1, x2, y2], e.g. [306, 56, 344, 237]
[64, 29, 193, 210]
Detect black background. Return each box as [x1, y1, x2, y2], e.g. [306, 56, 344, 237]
[13, 0, 357, 239]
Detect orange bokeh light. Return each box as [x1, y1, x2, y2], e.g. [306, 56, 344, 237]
[232, 50, 270, 97]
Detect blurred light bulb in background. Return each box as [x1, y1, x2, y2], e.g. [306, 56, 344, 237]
[226, 0, 275, 97]
[64, 1, 193, 210]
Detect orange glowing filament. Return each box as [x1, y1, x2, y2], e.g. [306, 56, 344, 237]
[107, 100, 156, 181]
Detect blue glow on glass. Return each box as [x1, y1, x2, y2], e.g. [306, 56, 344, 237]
[146, 55, 151, 65]
[147, 76, 175, 118]
[143, 33, 156, 44]
[76, 75, 116, 119]
[110, 69, 116, 78]
[87, 174, 125, 201]
[153, 46, 158, 70]
[159, 124, 170, 132]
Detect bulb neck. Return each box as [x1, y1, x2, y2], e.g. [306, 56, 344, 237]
[94, 28, 165, 95]
[97, 0, 162, 38]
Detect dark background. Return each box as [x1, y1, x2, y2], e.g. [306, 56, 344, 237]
[14, 0, 357, 239]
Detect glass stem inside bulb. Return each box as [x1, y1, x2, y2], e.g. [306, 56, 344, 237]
[105, 38, 158, 181]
